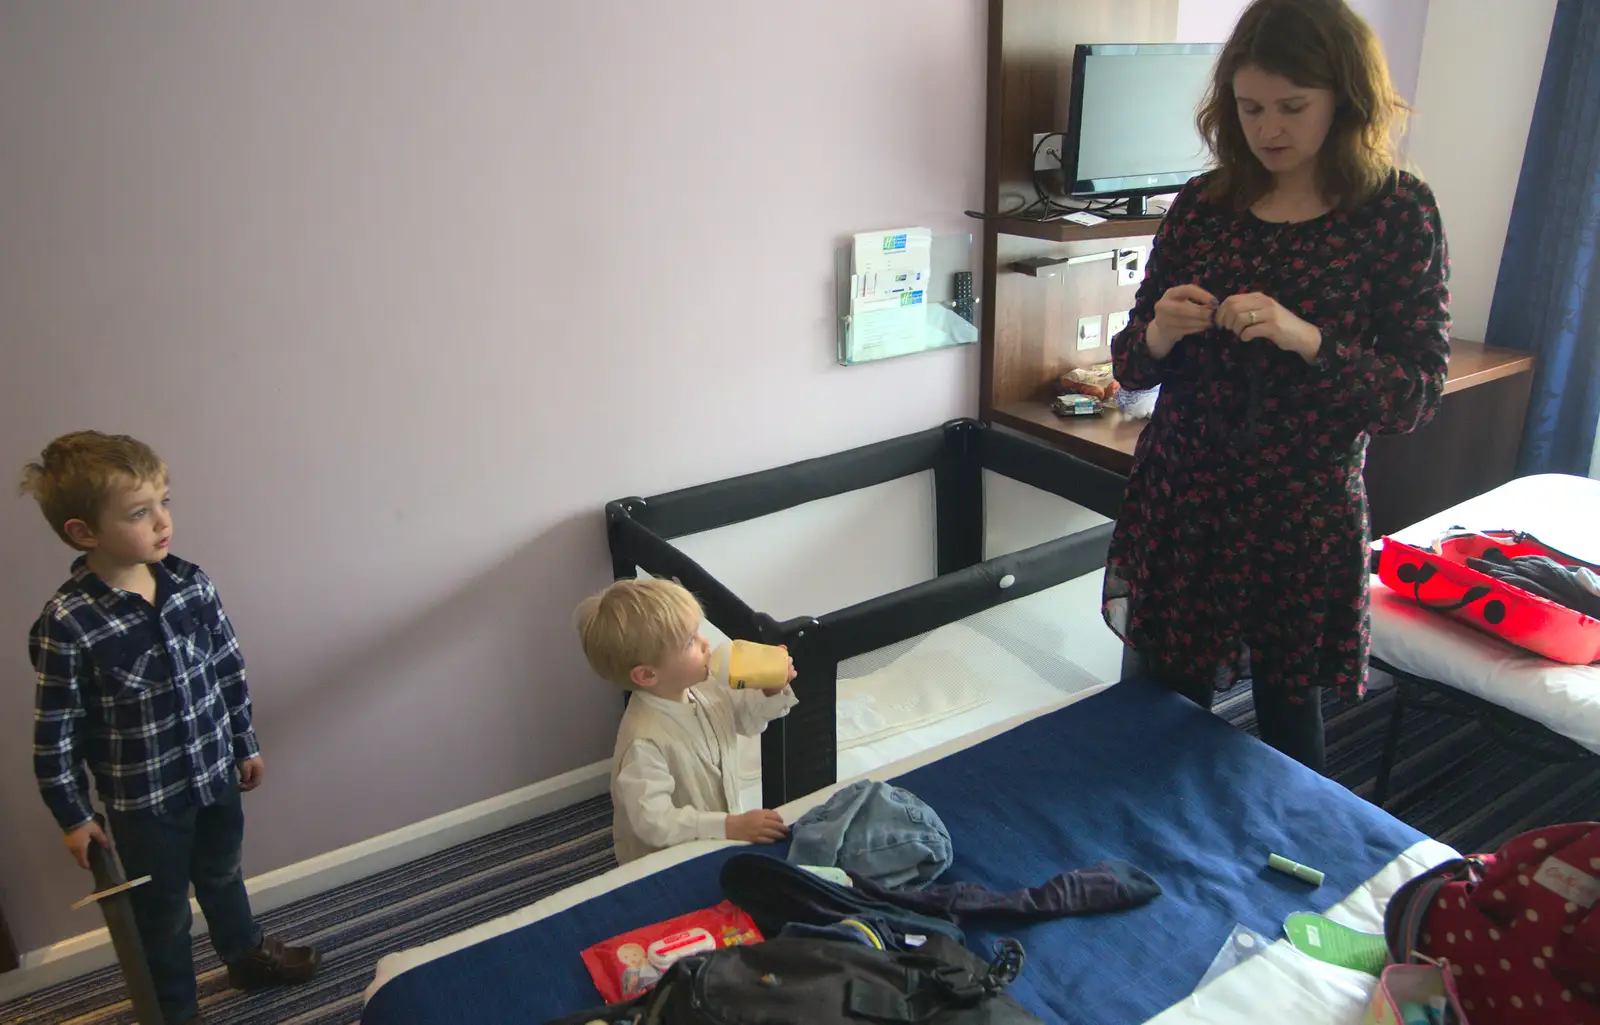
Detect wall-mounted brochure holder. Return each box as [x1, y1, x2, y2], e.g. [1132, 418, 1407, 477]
[836, 230, 978, 366]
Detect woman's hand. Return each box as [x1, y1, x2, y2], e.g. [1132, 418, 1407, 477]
[1146, 284, 1218, 359]
[1216, 293, 1322, 363]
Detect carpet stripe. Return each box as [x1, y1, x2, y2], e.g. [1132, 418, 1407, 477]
[0, 796, 616, 1025]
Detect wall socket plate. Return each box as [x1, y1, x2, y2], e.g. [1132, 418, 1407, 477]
[1107, 310, 1131, 338]
[1115, 247, 1147, 287]
[1032, 132, 1062, 172]
[1077, 315, 1103, 351]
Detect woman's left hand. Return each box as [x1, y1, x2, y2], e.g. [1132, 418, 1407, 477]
[1215, 293, 1322, 363]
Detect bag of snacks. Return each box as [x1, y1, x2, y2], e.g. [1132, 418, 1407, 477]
[1054, 363, 1121, 401]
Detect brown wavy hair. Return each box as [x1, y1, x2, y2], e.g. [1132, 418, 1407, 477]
[19, 430, 168, 548]
[1196, 0, 1409, 212]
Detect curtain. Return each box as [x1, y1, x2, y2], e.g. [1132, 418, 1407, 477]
[1482, 0, 1600, 478]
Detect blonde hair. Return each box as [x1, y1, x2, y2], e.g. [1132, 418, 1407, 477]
[1196, 0, 1409, 212]
[574, 577, 702, 688]
[19, 431, 168, 549]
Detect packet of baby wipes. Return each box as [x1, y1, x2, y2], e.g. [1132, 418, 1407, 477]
[580, 900, 763, 1003]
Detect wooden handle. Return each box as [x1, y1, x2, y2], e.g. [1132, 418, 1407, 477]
[71, 876, 154, 912]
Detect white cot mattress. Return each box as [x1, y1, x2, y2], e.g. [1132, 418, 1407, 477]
[736, 571, 1121, 808]
[733, 569, 1126, 809]
[1370, 473, 1600, 753]
[365, 686, 1458, 1023]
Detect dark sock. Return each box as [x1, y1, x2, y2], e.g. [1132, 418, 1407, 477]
[1037, 860, 1164, 915]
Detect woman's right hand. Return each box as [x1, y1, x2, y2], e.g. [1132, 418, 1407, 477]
[1146, 284, 1217, 359]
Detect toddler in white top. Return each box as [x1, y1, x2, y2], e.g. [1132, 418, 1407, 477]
[575, 577, 798, 864]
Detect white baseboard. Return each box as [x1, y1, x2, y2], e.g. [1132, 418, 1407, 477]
[0, 759, 611, 1003]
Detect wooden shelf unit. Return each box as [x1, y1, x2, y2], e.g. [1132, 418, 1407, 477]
[985, 215, 1166, 244]
[977, 0, 1181, 428]
[980, 220, 1161, 423]
[989, 339, 1535, 537]
[990, 398, 1142, 474]
[990, 341, 1532, 463]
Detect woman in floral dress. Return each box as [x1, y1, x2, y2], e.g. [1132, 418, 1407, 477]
[1104, 0, 1452, 773]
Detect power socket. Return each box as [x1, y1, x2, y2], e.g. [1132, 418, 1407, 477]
[1032, 132, 1062, 172]
[1115, 247, 1147, 287]
[1107, 310, 1131, 338]
[1076, 315, 1103, 352]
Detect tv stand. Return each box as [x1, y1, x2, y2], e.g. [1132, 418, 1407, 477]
[1092, 194, 1158, 219]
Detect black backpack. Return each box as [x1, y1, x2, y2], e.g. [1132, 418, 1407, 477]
[542, 933, 1043, 1025]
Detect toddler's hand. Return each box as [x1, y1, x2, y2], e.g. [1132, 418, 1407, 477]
[238, 755, 266, 792]
[64, 820, 109, 871]
[726, 809, 788, 844]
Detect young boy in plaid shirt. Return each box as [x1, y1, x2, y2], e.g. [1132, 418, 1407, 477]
[21, 431, 319, 1025]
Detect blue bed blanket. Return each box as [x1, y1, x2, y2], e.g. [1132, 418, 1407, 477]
[362, 679, 1426, 1025]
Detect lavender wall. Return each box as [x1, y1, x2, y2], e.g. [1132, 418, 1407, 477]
[1176, 0, 1430, 103]
[0, 0, 1431, 956]
[0, 0, 989, 956]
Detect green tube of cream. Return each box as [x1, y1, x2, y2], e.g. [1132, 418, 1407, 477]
[1268, 852, 1325, 886]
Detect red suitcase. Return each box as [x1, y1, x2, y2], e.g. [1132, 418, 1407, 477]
[1375, 529, 1600, 665]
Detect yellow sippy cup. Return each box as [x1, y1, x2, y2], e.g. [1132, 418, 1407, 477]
[707, 640, 792, 691]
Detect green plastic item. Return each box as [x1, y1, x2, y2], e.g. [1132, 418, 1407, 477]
[1283, 912, 1390, 977]
[1267, 852, 1326, 886]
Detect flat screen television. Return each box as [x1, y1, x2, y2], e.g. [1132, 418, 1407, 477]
[1060, 42, 1222, 216]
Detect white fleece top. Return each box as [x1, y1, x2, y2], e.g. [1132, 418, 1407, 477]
[610, 681, 798, 865]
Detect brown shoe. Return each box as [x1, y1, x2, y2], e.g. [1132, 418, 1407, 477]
[225, 934, 322, 989]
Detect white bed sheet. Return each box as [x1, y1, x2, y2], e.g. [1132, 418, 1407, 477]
[1371, 473, 1600, 753]
[365, 684, 1459, 1024]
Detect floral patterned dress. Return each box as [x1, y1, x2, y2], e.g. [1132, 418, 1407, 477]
[1104, 169, 1452, 703]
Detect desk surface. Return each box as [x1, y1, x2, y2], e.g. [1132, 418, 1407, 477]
[990, 339, 1533, 475]
[1438, 340, 1537, 393]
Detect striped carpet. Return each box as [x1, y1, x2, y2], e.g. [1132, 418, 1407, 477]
[1215, 678, 1599, 852]
[4, 683, 1596, 1025]
[0, 798, 617, 1025]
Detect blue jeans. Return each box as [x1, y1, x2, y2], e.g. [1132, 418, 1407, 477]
[107, 782, 263, 1023]
[786, 779, 953, 890]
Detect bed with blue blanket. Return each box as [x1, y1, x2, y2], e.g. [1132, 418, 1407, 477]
[363, 678, 1456, 1025]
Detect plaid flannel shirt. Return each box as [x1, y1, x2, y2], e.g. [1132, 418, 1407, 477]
[30, 554, 259, 831]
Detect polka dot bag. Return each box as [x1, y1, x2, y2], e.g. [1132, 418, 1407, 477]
[1381, 823, 1600, 1023]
